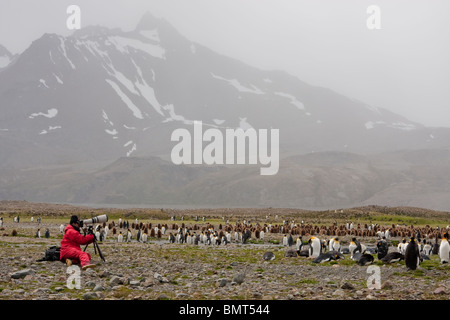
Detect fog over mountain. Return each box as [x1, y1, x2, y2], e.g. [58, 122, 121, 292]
[0, 11, 449, 210]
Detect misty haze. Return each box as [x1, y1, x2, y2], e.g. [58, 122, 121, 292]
[2, 1, 450, 305]
[0, 2, 449, 211]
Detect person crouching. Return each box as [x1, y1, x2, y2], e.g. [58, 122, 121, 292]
[60, 215, 96, 270]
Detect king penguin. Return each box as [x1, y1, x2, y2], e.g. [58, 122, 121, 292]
[288, 234, 294, 247]
[282, 235, 288, 246]
[349, 238, 358, 259]
[357, 254, 374, 266]
[296, 236, 303, 251]
[376, 238, 389, 260]
[439, 233, 450, 263]
[422, 240, 432, 256]
[117, 231, 123, 243]
[169, 232, 175, 244]
[263, 252, 275, 261]
[329, 238, 336, 252]
[309, 236, 322, 258]
[381, 252, 404, 264]
[404, 237, 420, 270]
[331, 238, 341, 252]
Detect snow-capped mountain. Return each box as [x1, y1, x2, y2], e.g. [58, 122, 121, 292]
[0, 12, 449, 169]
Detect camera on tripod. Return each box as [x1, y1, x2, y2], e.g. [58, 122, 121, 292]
[80, 215, 108, 262]
[79, 214, 108, 228]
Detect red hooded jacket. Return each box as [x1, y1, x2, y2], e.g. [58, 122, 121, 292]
[60, 224, 95, 258]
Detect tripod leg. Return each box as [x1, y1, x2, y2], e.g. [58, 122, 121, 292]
[95, 241, 106, 262]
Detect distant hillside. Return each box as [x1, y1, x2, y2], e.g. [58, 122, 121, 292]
[1, 150, 450, 211]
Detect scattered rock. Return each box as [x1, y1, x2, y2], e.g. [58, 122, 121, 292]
[341, 282, 355, 290]
[218, 279, 228, 287]
[154, 273, 169, 283]
[129, 280, 140, 287]
[93, 285, 104, 292]
[332, 289, 345, 297]
[433, 287, 446, 295]
[110, 276, 123, 286]
[233, 273, 245, 285]
[381, 281, 394, 290]
[99, 270, 111, 278]
[83, 292, 98, 300]
[141, 280, 154, 288]
[10, 269, 35, 279]
[253, 292, 262, 299]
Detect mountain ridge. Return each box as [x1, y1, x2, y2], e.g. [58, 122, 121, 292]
[0, 13, 449, 210]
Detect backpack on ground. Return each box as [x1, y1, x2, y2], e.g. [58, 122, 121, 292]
[36, 245, 61, 262]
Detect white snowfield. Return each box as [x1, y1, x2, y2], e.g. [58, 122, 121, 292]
[139, 29, 160, 42]
[365, 121, 416, 131]
[58, 37, 76, 70]
[109, 36, 166, 60]
[274, 92, 305, 110]
[29, 108, 58, 119]
[211, 73, 265, 95]
[105, 79, 144, 120]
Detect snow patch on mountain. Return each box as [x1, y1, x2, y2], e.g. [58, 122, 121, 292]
[109, 36, 165, 59]
[102, 110, 114, 126]
[53, 73, 63, 84]
[39, 126, 61, 135]
[239, 117, 253, 130]
[139, 29, 160, 42]
[124, 140, 137, 156]
[58, 37, 76, 69]
[365, 121, 416, 131]
[274, 92, 305, 110]
[39, 79, 49, 88]
[211, 73, 265, 95]
[105, 79, 144, 119]
[29, 108, 58, 119]
[390, 122, 416, 131]
[162, 104, 193, 124]
[131, 60, 164, 116]
[105, 128, 118, 136]
[105, 63, 140, 96]
[213, 119, 225, 125]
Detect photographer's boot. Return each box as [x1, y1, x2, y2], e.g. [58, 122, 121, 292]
[81, 263, 96, 270]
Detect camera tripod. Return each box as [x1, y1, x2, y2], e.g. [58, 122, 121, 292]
[83, 229, 106, 262]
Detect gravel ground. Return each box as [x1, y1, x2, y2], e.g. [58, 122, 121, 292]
[0, 219, 449, 301]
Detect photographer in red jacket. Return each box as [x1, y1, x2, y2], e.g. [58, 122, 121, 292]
[60, 215, 96, 270]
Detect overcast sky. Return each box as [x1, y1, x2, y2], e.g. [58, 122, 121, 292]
[1, 0, 449, 127]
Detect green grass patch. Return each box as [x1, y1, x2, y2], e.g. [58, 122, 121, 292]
[295, 278, 319, 285]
